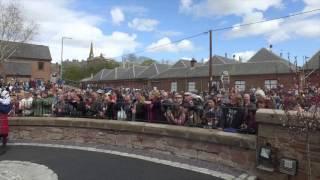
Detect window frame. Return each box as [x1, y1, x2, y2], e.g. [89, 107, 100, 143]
[38, 62, 44, 71]
[188, 82, 196, 92]
[171, 82, 177, 92]
[264, 80, 278, 90]
[235, 80, 246, 92]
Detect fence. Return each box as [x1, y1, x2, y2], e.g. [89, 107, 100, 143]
[12, 101, 257, 133]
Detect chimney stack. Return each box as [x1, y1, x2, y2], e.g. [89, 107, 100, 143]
[190, 58, 197, 67]
[269, 44, 273, 51]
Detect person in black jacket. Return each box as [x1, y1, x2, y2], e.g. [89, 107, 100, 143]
[220, 93, 244, 129]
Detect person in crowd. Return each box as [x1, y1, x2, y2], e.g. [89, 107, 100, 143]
[241, 93, 257, 133]
[165, 94, 187, 125]
[19, 91, 33, 116]
[221, 93, 245, 130]
[0, 89, 11, 114]
[203, 99, 219, 128]
[133, 92, 146, 122]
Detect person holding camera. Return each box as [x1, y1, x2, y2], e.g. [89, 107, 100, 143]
[164, 94, 187, 125]
[203, 99, 220, 128]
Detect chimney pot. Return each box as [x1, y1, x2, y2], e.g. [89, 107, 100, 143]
[190, 58, 197, 67]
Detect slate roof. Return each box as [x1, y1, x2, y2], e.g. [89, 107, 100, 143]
[248, 48, 296, 69]
[303, 50, 320, 70]
[205, 55, 239, 65]
[171, 59, 203, 68]
[118, 65, 148, 79]
[153, 61, 294, 79]
[1, 41, 52, 61]
[248, 48, 284, 62]
[91, 69, 112, 81]
[137, 63, 171, 79]
[4, 62, 32, 76]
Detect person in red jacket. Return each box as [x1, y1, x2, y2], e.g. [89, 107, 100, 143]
[0, 90, 11, 148]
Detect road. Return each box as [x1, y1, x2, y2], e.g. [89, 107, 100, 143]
[0, 146, 220, 180]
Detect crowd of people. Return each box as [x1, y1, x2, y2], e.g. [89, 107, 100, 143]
[1, 78, 320, 135]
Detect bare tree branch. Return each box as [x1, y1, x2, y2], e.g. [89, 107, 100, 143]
[0, 0, 38, 62]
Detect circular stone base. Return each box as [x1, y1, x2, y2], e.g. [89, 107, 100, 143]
[0, 161, 58, 180]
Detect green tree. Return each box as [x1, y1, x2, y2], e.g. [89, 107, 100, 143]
[63, 60, 120, 81]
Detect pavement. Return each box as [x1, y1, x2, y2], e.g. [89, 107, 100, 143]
[0, 145, 220, 180]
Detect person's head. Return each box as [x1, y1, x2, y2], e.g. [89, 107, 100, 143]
[256, 97, 266, 108]
[207, 99, 216, 108]
[174, 94, 183, 104]
[230, 93, 237, 105]
[161, 91, 168, 100]
[124, 95, 131, 103]
[41, 91, 48, 98]
[24, 91, 31, 99]
[244, 93, 250, 105]
[184, 92, 193, 102]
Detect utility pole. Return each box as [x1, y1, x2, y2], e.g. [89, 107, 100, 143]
[209, 30, 213, 94]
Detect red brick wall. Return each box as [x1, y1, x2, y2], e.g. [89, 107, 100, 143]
[88, 73, 298, 92]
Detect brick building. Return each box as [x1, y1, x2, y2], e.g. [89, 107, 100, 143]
[86, 48, 310, 92]
[1, 41, 52, 81]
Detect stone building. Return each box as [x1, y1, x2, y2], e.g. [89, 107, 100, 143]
[1, 41, 52, 81]
[85, 48, 314, 92]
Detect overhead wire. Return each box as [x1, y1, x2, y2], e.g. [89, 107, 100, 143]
[110, 8, 320, 60]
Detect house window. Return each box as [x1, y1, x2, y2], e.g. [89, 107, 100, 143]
[265, 80, 278, 90]
[235, 80, 246, 92]
[38, 62, 44, 70]
[171, 82, 177, 92]
[188, 82, 196, 92]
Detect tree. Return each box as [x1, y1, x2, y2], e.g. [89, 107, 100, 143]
[63, 60, 120, 81]
[141, 59, 157, 66]
[0, 0, 37, 62]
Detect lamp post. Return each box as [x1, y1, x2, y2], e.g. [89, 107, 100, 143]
[60, 36, 72, 80]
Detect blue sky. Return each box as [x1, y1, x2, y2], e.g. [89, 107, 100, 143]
[20, 0, 320, 65]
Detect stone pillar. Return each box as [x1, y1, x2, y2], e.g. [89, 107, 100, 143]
[256, 109, 320, 180]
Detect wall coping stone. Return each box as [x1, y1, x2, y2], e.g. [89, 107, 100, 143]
[9, 117, 256, 150]
[257, 108, 320, 127]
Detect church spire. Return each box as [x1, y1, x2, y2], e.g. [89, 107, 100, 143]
[88, 42, 94, 60]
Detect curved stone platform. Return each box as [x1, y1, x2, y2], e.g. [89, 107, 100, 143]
[7, 117, 257, 179]
[0, 145, 220, 180]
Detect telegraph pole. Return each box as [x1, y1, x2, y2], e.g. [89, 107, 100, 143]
[209, 30, 213, 94]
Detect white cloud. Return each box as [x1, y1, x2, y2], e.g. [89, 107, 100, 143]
[157, 30, 183, 37]
[304, 0, 320, 11]
[179, 0, 288, 41]
[179, 0, 320, 44]
[180, 0, 193, 10]
[233, 51, 256, 62]
[110, 7, 125, 25]
[128, 18, 159, 32]
[16, 0, 139, 62]
[180, 0, 283, 17]
[147, 37, 194, 53]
